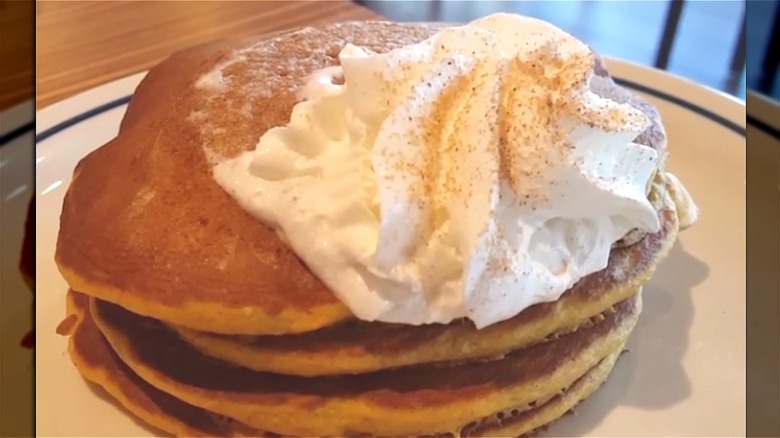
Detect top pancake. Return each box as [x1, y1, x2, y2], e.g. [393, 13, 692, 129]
[56, 21, 669, 335]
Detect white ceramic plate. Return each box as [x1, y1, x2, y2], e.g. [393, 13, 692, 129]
[0, 99, 35, 438]
[35, 60, 747, 437]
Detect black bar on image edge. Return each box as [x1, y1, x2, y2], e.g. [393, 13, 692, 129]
[746, 110, 780, 437]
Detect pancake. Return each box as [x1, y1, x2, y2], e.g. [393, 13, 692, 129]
[65, 289, 625, 438]
[173, 204, 676, 376]
[56, 21, 671, 336]
[460, 347, 623, 437]
[89, 288, 641, 437]
[63, 291, 262, 437]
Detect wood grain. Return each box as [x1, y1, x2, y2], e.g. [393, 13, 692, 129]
[0, 0, 35, 111]
[36, 1, 380, 109]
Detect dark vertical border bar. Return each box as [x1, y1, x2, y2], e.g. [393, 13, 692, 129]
[746, 99, 780, 437]
[0, 0, 35, 437]
[758, 1, 780, 93]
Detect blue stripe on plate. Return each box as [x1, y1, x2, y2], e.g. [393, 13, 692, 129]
[19, 76, 752, 149]
[34, 95, 133, 144]
[613, 77, 748, 138]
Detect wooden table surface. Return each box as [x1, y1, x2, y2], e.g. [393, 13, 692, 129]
[0, 0, 35, 110]
[33, 0, 380, 110]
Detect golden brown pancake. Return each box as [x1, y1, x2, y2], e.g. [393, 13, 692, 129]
[56, 21, 671, 336]
[459, 346, 624, 438]
[65, 288, 626, 438]
[64, 291, 262, 437]
[89, 288, 641, 437]
[173, 204, 676, 376]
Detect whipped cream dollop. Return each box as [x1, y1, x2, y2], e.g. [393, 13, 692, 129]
[213, 13, 662, 328]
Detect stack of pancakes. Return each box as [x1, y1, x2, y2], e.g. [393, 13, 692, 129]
[56, 21, 683, 437]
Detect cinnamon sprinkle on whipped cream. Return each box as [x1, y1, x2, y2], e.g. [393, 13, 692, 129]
[212, 13, 662, 328]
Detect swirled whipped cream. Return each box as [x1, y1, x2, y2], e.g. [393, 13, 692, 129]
[213, 13, 662, 328]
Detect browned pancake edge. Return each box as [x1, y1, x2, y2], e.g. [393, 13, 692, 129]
[171, 205, 675, 376]
[67, 292, 623, 438]
[88, 291, 640, 436]
[66, 292, 257, 437]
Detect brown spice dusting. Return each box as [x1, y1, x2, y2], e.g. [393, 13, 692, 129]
[389, 66, 475, 242]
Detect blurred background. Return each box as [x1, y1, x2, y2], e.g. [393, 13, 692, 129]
[358, 0, 778, 102]
[6, 0, 778, 105]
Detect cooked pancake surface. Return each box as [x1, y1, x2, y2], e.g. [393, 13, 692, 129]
[56, 21, 671, 336]
[173, 205, 676, 376]
[65, 291, 259, 437]
[65, 288, 625, 438]
[90, 289, 641, 436]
